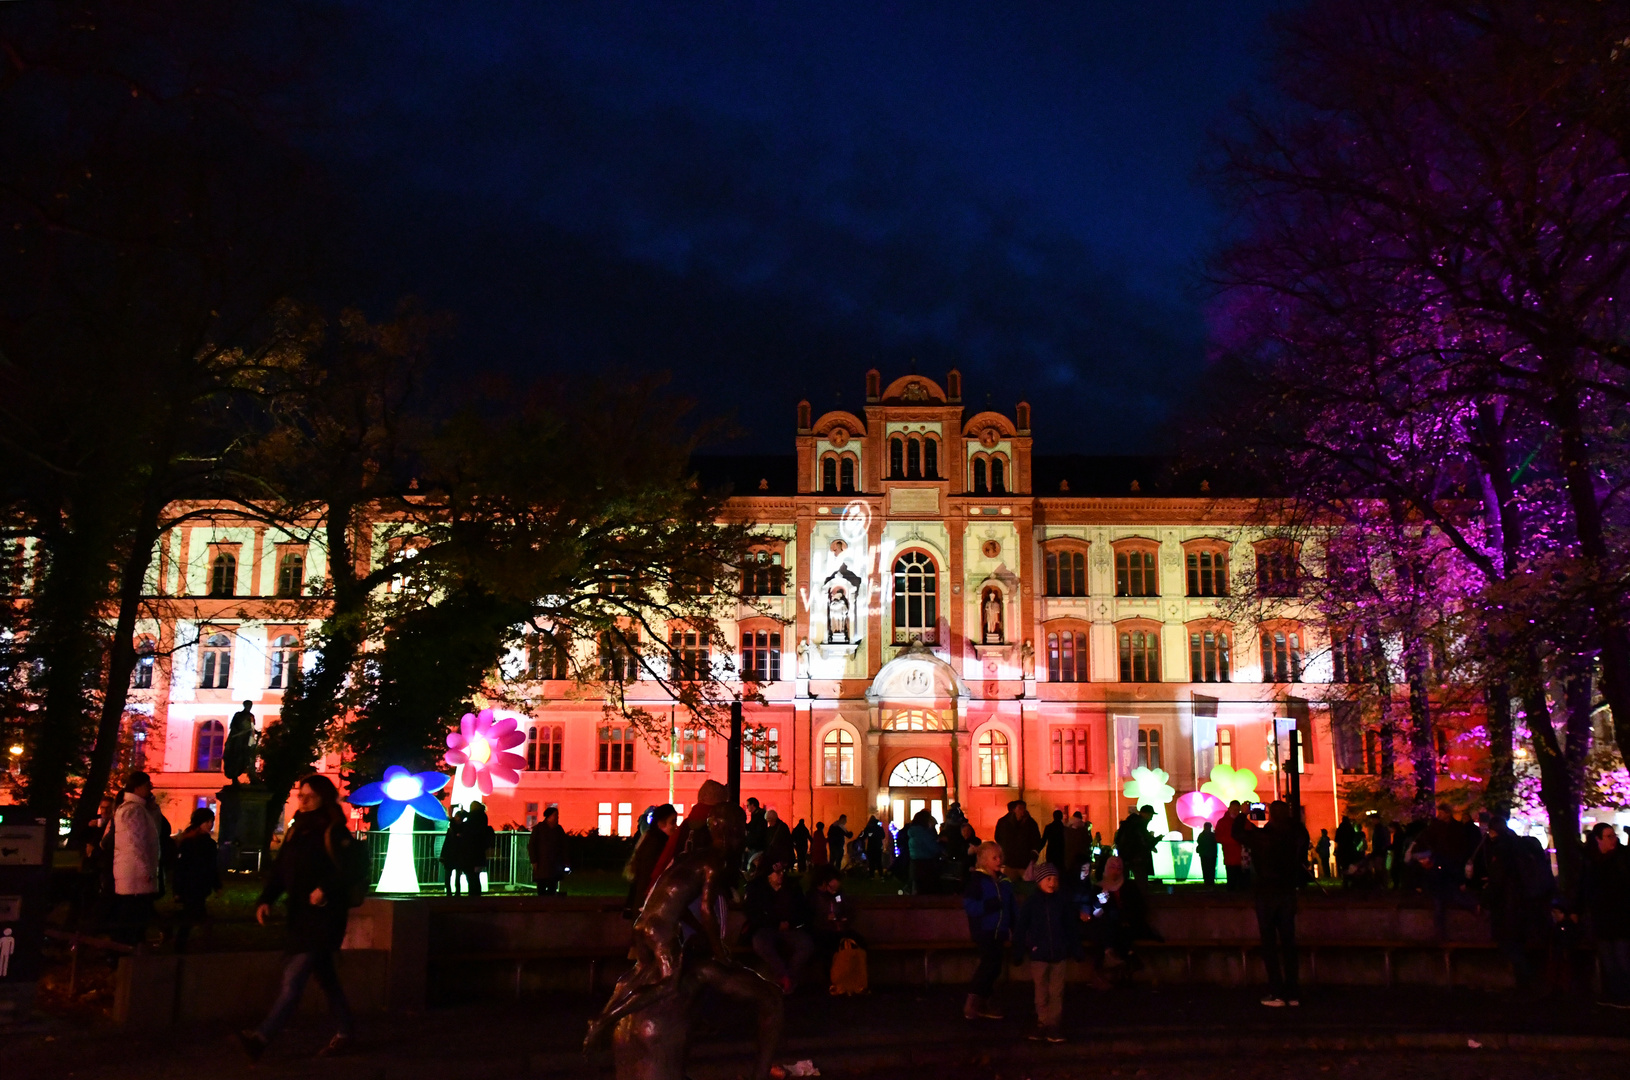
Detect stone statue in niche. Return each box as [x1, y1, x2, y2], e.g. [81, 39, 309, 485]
[827, 587, 851, 644]
[981, 588, 1003, 645]
[223, 700, 259, 783]
[1021, 639, 1035, 678]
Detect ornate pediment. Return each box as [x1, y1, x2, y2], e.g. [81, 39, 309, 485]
[866, 641, 969, 706]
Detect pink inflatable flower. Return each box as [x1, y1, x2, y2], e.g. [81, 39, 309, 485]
[1176, 790, 1227, 829]
[444, 708, 526, 794]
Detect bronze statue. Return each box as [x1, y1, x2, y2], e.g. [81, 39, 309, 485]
[586, 799, 783, 1080]
[222, 700, 258, 783]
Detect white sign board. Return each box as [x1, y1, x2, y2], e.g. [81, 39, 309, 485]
[0, 825, 48, 866]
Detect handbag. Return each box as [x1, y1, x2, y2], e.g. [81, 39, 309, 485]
[828, 937, 868, 995]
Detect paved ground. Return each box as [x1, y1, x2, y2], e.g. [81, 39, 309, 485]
[6, 985, 1630, 1080]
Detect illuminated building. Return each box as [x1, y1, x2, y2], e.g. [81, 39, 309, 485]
[112, 370, 1451, 842]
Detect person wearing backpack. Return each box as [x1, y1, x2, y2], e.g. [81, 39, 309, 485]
[239, 774, 357, 1061]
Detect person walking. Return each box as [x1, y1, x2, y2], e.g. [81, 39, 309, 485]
[994, 800, 1042, 881]
[107, 771, 163, 946]
[1583, 823, 1630, 1007]
[744, 863, 814, 993]
[861, 815, 886, 877]
[906, 809, 943, 895]
[173, 807, 221, 952]
[1114, 806, 1157, 883]
[1316, 829, 1333, 881]
[763, 809, 795, 871]
[962, 840, 1016, 1020]
[441, 810, 468, 894]
[1232, 800, 1309, 1007]
[810, 820, 829, 868]
[790, 818, 811, 873]
[1063, 813, 1092, 884]
[460, 802, 496, 898]
[1012, 863, 1079, 1042]
[528, 805, 567, 894]
[827, 816, 851, 872]
[1334, 816, 1358, 879]
[239, 774, 358, 1060]
[744, 798, 768, 871]
[1196, 821, 1219, 886]
[1042, 810, 1067, 868]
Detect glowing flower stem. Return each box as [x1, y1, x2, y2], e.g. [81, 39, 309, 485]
[377, 812, 421, 894]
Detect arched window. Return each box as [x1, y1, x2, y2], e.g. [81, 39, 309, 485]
[209, 553, 237, 598]
[199, 632, 232, 689]
[1118, 627, 1160, 683]
[1261, 628, 1303, 683]
[975, 728, 1010, 787]
[839, 456, 856, 493]
[822, 728, 855, 785]
[892, 551, 938, 643]
[888, 757, 946, 786]
[906, 437, 922, 478]
[1137, 727, 1163, 770]
[276, 551, 305, 598]
[1115, 545, 1159, 597]
[1047, 630, 1087, 682]
[268, 634, 301, 689]
[889, 436, 905, 478]
[1189, 627, 1231, 683]
[990, 456, 1006, 494]
[822, 455, 838, 493]
[923, 438, 938, 479]
[971, 457, 988, 494]
[1045, 549, 1087, 596]
[527, 724, 563, 771]
[1217, 727, 1233, 767]
[131, 637, 156, 689]
[195, 720, 226, 772]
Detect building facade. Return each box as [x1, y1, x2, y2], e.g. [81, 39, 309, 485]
[117, 371, 1419, 843]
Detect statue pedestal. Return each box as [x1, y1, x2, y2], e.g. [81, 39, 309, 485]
[216, 785, 276, 872]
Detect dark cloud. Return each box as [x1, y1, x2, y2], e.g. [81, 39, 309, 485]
[312, 0, 1292, 451]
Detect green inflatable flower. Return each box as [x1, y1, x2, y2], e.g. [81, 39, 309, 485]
[1200, 763, 1260, 806]
[1123, 766, 1177, 836]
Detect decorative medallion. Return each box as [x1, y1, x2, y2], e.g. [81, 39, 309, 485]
[979, 427, 1000, 448]
[829, 427, 850, 448]
[830, 539, 847, 556]
[981, 539, 1002, 559]
[903, 380, 929, 402]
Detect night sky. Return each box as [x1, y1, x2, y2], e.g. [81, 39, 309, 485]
[317, 1, 1294, 453]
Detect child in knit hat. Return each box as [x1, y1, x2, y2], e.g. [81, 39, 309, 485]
[1012, 862, 1081, 1042]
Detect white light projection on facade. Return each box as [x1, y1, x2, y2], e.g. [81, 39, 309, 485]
[801, 501, 897, 676]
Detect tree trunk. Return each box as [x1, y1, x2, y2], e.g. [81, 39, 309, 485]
[1405, 644, 1436, 816]
[1484, 680, 1515, 821]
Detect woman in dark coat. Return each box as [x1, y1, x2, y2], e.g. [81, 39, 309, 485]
[239, 775, 357, 1060]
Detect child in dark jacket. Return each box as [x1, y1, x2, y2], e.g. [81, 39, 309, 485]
[1012, 862, 1080, 1041]
[173, 807, 221, 952]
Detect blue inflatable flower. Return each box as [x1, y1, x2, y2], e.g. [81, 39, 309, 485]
[349, 765, 451, 828]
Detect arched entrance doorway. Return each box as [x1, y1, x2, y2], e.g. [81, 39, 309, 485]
[888, 757, 946, 828]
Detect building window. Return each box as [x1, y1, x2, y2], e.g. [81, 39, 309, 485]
[530, 633, 571, 680]
[741, 629, 781, 682]
[743, 725, 779, 772]
[1052, 727, 1089, 774]
[1364, 731, 1381, 775]
[822, 456, 838, 492]
[972, 458, 988, 494]
[1137, 727, 1163, 771]
[1261, 629, 1302, 683]
[976, 728, 1011, 787]
[597, 801, 612, 834]
[1186, 550, 1228, 597]
[199, 632, 232, 689]
[1332, 629, 1363, 684]
[1189, 629, 1231, 683]
[822, 728, 854, 785]
[267, 634, 301, 689]
[1115, 548, 1158, 597]
[1256, 547, 1298, 595]
[1047, 630, 1087, 683]
[892, 551, 938, 643]
[194, 720, 226, 772]
[990, 456, 1006, 494]
[131, 637, 156, 689]
[906, 437, 922, 478]
[839, 456, 856, 492]
[889, 436, 904, 478]
[527, 724, 563, 771]
[1046, 550, 1087, 596]
[1118, 629, 1160, 683]
[618, 802, 633, 837]
[679, 728, 708, 771]
[598, 725, 636, 772]
[208, 552, 237, 598]
[599, 630, 640, 683]
[742, 551, 784, 596]
[1217, 727, 1233, 767]
[923, 438, 938, 479]
[276, 551, 305, 598]
[669, 628, 709, 681]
